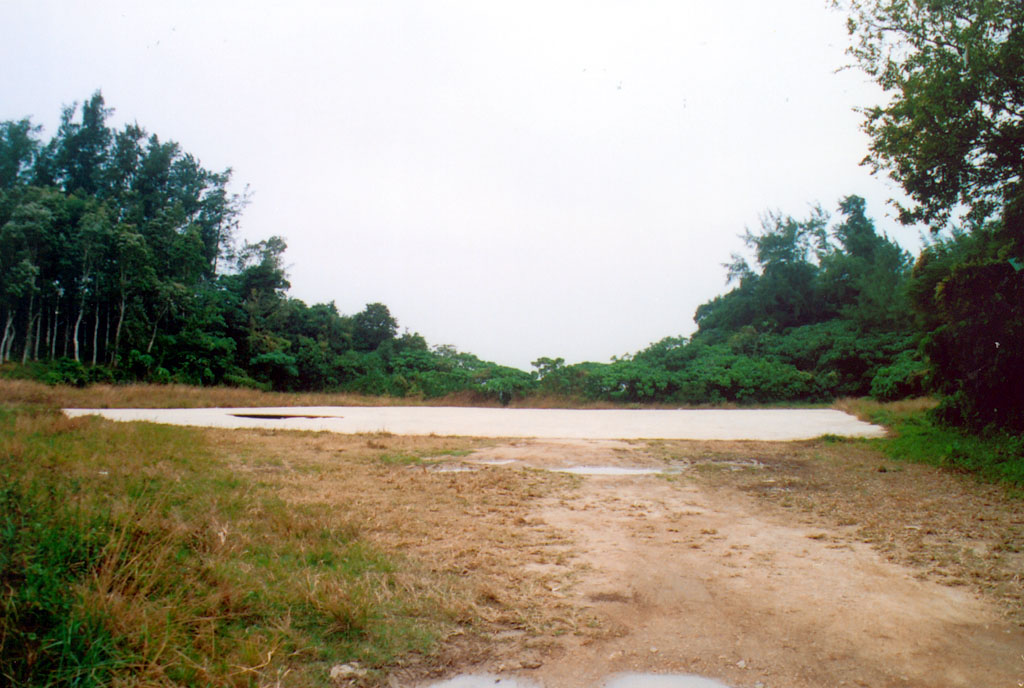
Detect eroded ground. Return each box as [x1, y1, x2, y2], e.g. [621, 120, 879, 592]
[209, 429, 1024, 688]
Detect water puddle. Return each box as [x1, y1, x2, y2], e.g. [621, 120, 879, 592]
[418, 674, 730, 688]
[552, 466, 673, 476]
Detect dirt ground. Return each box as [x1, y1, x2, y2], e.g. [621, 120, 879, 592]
[211, 429, 1024, 688]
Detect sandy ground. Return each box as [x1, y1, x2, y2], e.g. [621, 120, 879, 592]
[426, 439, 1024, 688]
[63, 406, 886, 441]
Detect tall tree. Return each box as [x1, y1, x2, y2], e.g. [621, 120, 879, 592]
[353, 302, 398, 352]
[837, 0, 1024, 229]
[0, 119, 41, 189]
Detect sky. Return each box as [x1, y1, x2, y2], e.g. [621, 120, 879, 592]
[1, 0, 919, 371]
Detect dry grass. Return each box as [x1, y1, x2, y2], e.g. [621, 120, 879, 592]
[0, 378, 436, 409]
[650, 437, 1024, 625]
[203, 428, 595, 682]
[1, 378, 841, 412]
[833, 395, 939, 422]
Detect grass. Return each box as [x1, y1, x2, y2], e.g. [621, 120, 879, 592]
[0, 406, 473, 687]
[0, 400, 586, 687]
[840, 398, 1024, 487]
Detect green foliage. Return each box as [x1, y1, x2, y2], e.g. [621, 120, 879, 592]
[867, 403, 1024, 485]
[352, 303, 398, 352]
[870, 351, 927, 401]
[838, 0, 1024, 229]
[1, 95, 542, 399]
[837, 1, 1024, 434]
[0, 477, 123, 686]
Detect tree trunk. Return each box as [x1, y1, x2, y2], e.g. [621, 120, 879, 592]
[146, 305, 168, 355]
[42, 307, 50, 360]
[0, 312, 12, 364]
[21, 290, 35, 364]
[2, 321, 15, 362]
[113, 292, 126, 367]
[92, 302, 100, 366]
[105, 304, 111, 365]
[73, 301, 85, 362]
[33, 306, 42, 360]
[50, 301, 59, 359]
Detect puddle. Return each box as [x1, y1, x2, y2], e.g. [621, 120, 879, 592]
[552, 466, 672, 476]
[603, 675, 731, 688]
[417, 674, 730, 688]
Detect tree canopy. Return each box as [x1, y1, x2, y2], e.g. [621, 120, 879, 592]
[838, 0, 1023, 229]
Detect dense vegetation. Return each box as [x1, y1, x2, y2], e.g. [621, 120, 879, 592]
[531, 196, 923, 404]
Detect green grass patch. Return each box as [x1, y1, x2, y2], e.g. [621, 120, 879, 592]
[863, 402, 1024, 486]
[376, 452, 423, 465]
[0, 404, 454, 687]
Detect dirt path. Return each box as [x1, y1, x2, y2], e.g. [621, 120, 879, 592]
[450, 440, 1024, 688]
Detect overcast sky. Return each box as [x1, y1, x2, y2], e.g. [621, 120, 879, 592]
[2, 1, 918, 370]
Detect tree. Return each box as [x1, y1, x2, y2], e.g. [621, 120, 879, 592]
[817, 195, 914, 330]
[0, 119, 41, 189]
[837, 0, 1024, 229]
[352, 302, 398, 352]
[695, 207, 830, 336]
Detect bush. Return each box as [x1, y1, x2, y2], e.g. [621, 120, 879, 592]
[870, 351, 928, 401]
[39, 358, 89, 387]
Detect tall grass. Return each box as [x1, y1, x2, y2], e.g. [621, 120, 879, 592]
[0, 405, 455, 687]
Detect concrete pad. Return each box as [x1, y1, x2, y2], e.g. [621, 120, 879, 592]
[64, 406, 886, 441]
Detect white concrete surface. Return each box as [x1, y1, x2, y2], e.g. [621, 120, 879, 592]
[63, 406, 886, 441]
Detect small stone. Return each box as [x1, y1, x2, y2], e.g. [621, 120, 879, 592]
[754, 682, 765, 688]
[329, 663, 367, 680]
[649, 647, 658, 653]
[736, 659, 747, 669]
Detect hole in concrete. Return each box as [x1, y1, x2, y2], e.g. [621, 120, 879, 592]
[228, 413, 342, 420]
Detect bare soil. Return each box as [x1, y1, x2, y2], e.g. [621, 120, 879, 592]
[208, 430, 1024, 688]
